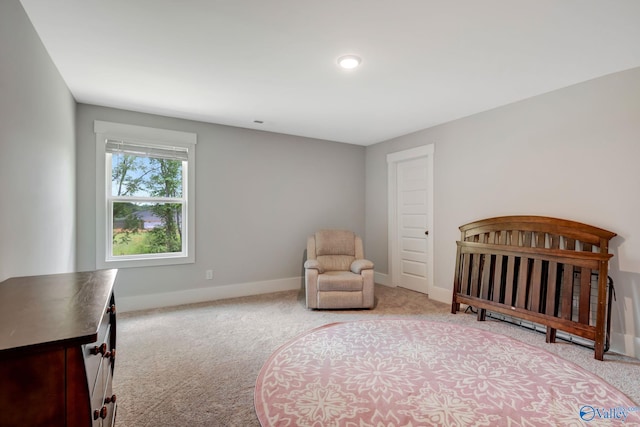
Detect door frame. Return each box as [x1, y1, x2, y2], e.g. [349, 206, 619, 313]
[387, 144, 434, 294]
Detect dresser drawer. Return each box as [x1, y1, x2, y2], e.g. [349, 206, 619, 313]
[102, 368, 117, 427]
[85, 297, 116, 383]
[85, 324, 112, 389]
[90, 349, 116, 427]
[87, 294, 116, 427]
[91, 357, 105, 427]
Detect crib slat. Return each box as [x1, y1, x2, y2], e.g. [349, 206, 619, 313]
[460, 253, 471, 295]
[470, 254, 481, 297]
[492, 255, 504, 303]
[498, 230, 508, 245]
[545, 262, 559, 343]
[530, 230, 545, 311]
[479, 232, 498, 301]
[516, 257, 529, 309]
[545, 235, 560, 342]
[509, 230, 519, 246]
[478, 250, 493, 320]
[492, 232, 507, 303]
[561, 265, 574, 320]
[559, 238, 576, 319]
[579, 268, 591, 324]
[505, 255, 516, 306]
[578, 243, 594, 324]
[546, 262, 558, 316]
[530, 259, 543, 312]
[481, 254, 492, 300]
[503, 230, 520, 306]
[545, 235, 560, 314]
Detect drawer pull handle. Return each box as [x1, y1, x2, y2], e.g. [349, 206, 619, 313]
[105, 394, 117, 404]
[103, 349, 117, 363]
[93, 406, 107, 420]
[91, 343, 107, 356]
[107, 304, 116, 314]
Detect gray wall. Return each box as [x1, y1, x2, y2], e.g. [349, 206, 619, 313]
[76, 104, 366, 300]
[0, 0, 76, 282]
[365, 66, 640, 356]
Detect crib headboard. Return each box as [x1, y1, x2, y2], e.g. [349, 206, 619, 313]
[450, 215, 616, 360]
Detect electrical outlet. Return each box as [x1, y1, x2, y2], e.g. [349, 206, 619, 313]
[206, 270, 213, 280]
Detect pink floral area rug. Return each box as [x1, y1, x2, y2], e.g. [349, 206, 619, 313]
[254, 319, 638, 426]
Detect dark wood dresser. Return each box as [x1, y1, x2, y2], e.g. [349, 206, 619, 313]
[0, 269, 118, 427]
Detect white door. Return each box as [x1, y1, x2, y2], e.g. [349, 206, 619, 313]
[397, 158, 429, 292]
[387, 145, 433, 295]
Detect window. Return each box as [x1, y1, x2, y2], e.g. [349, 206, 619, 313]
[95, 121, 196, 268]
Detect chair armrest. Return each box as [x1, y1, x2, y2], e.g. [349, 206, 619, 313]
[351, 259, 374, 274]
[304, 259, 325, 274]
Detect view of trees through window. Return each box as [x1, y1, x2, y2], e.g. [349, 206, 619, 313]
[111, 152, 184, 256]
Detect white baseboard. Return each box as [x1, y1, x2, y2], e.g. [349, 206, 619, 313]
[610, 332, 640, 359]
[118, 272, 443, 313]
[428, 286, 452, 304]
[118, 276, 302, 313]
[374, 271, 391, 287]
[374, 271, 451, 304]
[118, 272, 437, 312]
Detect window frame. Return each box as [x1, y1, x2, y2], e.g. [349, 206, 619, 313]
[95, 120, 196, 269]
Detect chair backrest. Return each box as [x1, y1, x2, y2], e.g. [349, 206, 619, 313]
[311, 230, 363, 271]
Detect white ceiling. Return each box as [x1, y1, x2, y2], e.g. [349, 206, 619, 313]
[19, 0, 640, 146]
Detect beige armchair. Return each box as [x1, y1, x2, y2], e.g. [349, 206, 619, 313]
[304, 229, 375, 309]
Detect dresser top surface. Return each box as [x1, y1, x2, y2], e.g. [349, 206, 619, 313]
[0, 269, 117, 353]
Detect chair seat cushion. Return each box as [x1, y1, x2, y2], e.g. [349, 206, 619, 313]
[317, 271, 363, 292]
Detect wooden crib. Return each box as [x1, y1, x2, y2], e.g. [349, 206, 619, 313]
[450, 215, 616, 360]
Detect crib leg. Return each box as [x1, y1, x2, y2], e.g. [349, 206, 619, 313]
[477, 308, 486, 321]
[546, 327, 557, 343]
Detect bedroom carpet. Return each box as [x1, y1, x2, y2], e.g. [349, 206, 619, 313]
[255, 319, 637, 426]
[114, 284, 639, 427]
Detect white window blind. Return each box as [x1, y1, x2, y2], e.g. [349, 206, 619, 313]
[105, 139, 189, 161]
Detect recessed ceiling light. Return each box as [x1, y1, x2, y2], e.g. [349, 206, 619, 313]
[337, 55, 362, 69]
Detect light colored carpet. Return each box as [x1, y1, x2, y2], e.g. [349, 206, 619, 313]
[114, 284, 639, 427]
